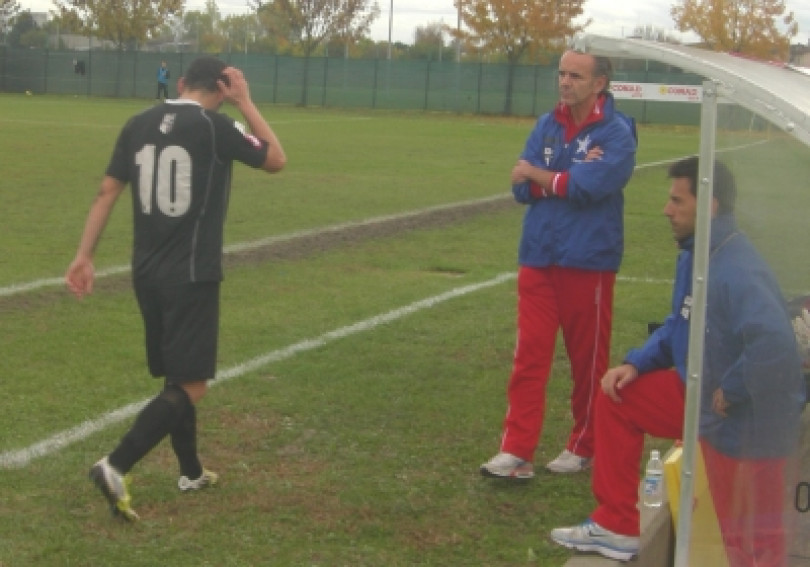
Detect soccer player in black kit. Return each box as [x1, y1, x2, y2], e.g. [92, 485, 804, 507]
[65, 56, 286, 521]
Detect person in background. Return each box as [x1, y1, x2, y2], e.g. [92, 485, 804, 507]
[156, 60, 170, 100]
[551, 157, 805, 564]
[66, 56, 286, 521]
[480, 49, 637, 478]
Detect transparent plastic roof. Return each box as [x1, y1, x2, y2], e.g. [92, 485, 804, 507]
[573, 34, 810, 147]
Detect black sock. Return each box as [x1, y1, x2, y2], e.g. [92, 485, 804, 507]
[171, 402, 202, 479]
[108, 384, 191, 474]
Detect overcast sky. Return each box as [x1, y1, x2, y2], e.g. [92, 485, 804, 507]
[18, 0, 810, 46]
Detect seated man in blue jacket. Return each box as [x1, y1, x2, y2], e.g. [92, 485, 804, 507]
[551, 156, 805, 565]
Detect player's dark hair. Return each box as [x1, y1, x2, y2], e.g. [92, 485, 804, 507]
[183, 56, 228, 93]
[668, 156, 737, 214]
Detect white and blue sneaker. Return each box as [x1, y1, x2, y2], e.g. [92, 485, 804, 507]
[546, 449, 592, 473]
[479, 452, 534, 479]
[550, 519, 639, 561]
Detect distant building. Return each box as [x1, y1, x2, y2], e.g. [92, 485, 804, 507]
[52, 33, 116, 50]
[28, 11, 48, 29]
[790, 42, 810, 67]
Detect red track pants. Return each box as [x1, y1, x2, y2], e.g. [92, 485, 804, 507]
[591, 369, 685, 536]
[702, 442, 789, 567]
[590, 369, 790, 566]
[500, 265, 614, 461]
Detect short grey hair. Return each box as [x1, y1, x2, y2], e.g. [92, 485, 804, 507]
[593, 56, 613, 91]
[566, 48, 614, 93]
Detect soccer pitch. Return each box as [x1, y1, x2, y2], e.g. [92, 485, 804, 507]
[1, 94, 697, 565]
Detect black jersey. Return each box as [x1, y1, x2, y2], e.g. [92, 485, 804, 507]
[106, 100, 269, 284]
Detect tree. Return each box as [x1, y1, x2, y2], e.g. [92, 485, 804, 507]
[451, 0, 589, 114]
[629, 24, 681, 44]
[1, 0, 19, 44]
[54, 0, 181, 96]
[410, 21, 445, 60]
[671, 0, 798, 61]
[251, 0, 294, 54]
[8, 10, 48, 48]
[222, 14, 262, 54]
[182, 1, 228, 53]
[252, 0, 380, 104]
[53, 0, 182, 50]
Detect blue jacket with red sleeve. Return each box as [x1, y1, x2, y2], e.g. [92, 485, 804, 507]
[511, 93, 637, 272]
[625, 214, 805, 458]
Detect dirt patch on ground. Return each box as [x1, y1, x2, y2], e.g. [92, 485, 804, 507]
[225, 196, 515, 267]
[1, 195, 515, 312]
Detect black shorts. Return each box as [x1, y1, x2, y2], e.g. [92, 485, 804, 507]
[134, 280, 220, 382]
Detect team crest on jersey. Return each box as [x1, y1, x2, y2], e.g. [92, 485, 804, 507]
[159, 113, 176, 135]
[576, 134, 592, 155]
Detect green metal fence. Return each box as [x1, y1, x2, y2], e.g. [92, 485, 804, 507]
[0, 46, 728, 126]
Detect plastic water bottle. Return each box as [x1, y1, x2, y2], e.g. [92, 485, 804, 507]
[643, 449, 664, 508]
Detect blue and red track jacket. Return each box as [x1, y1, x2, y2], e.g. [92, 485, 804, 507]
[626, 214, 805, 458]
[511, 93, 637, 272]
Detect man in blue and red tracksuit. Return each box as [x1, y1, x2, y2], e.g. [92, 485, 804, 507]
[551, 157, 805, 565]
[481, 49, 637, 479]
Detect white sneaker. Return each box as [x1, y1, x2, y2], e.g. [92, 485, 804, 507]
[546, 449, 592, 473]
[88, 457, 139, 521]
[479, 452, 534, 479]
[178, 469, 219, 492]
[550, 519, 639, 561]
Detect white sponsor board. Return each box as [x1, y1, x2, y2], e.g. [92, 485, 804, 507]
[611, 81, 703, 103]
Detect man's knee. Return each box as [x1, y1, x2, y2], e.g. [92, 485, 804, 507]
[167, 380, 207, 404]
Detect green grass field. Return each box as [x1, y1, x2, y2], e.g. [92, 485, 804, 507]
[1, 93, 806, 566]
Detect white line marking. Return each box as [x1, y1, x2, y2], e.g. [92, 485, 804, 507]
[0, 272, 516, 469]
[0, 194, 509, 298]
[0, 145, 770, 466]
[617, 275, 673, 285]
[0, 143, 769, 299]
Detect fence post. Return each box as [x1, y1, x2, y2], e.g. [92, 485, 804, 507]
[322, 55, 328, 107]
[132, 50, 137, 98]
[87, 39, 92, 97]
[424, 59, 431, 111]
[273, 54, 278, 104]
[43, 49, 49, 94]
[477, 60, 483, 114]
[372, 57, 379, 109]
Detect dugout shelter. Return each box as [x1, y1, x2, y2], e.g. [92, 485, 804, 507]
[573, 34, 810, 567]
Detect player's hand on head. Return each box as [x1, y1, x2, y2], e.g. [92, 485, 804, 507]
[218, 67, 250, 105]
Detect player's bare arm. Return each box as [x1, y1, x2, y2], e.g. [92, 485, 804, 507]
[218, 66, 286, 174]
[65, 176, 125, 299]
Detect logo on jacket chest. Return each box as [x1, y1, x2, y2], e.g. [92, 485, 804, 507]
[575, 134, 592, 156]
[680, 295, 692, 321]
[544, 134, 591, 166]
